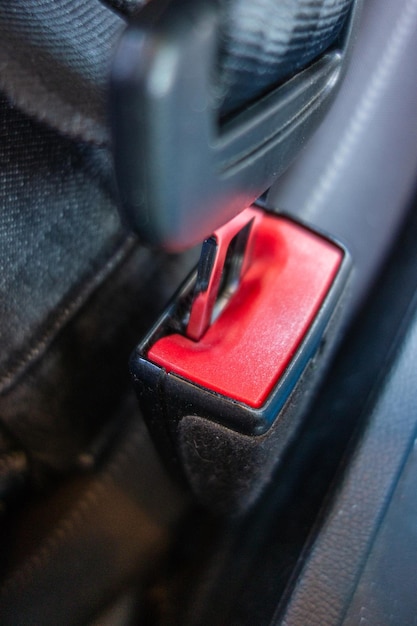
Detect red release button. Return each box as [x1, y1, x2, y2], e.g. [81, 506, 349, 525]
[148, 213, 343, 408]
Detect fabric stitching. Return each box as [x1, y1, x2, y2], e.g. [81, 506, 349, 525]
[0, 236, 139, 395]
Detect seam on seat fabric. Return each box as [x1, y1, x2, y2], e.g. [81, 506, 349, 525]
[0, 236, 138, 396]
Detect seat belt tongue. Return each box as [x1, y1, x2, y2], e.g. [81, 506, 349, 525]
[186, 206, 259, 341]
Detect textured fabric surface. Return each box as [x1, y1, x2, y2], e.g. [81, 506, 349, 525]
[0, 239, 196, 473]
[0, 0, 125, 144]
[218, 0, 352, 114]
[0, 11, 197, 470]
[0, 0, 352, 143]
[0, 86, 196, 469]
[0, 95, 130, 395]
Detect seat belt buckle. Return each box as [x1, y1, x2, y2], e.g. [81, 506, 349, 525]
[114, 0, 359, 513]
[130, 205, 350, 513]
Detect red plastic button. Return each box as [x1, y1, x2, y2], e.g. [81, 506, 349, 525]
[148, 212, 343, 408]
